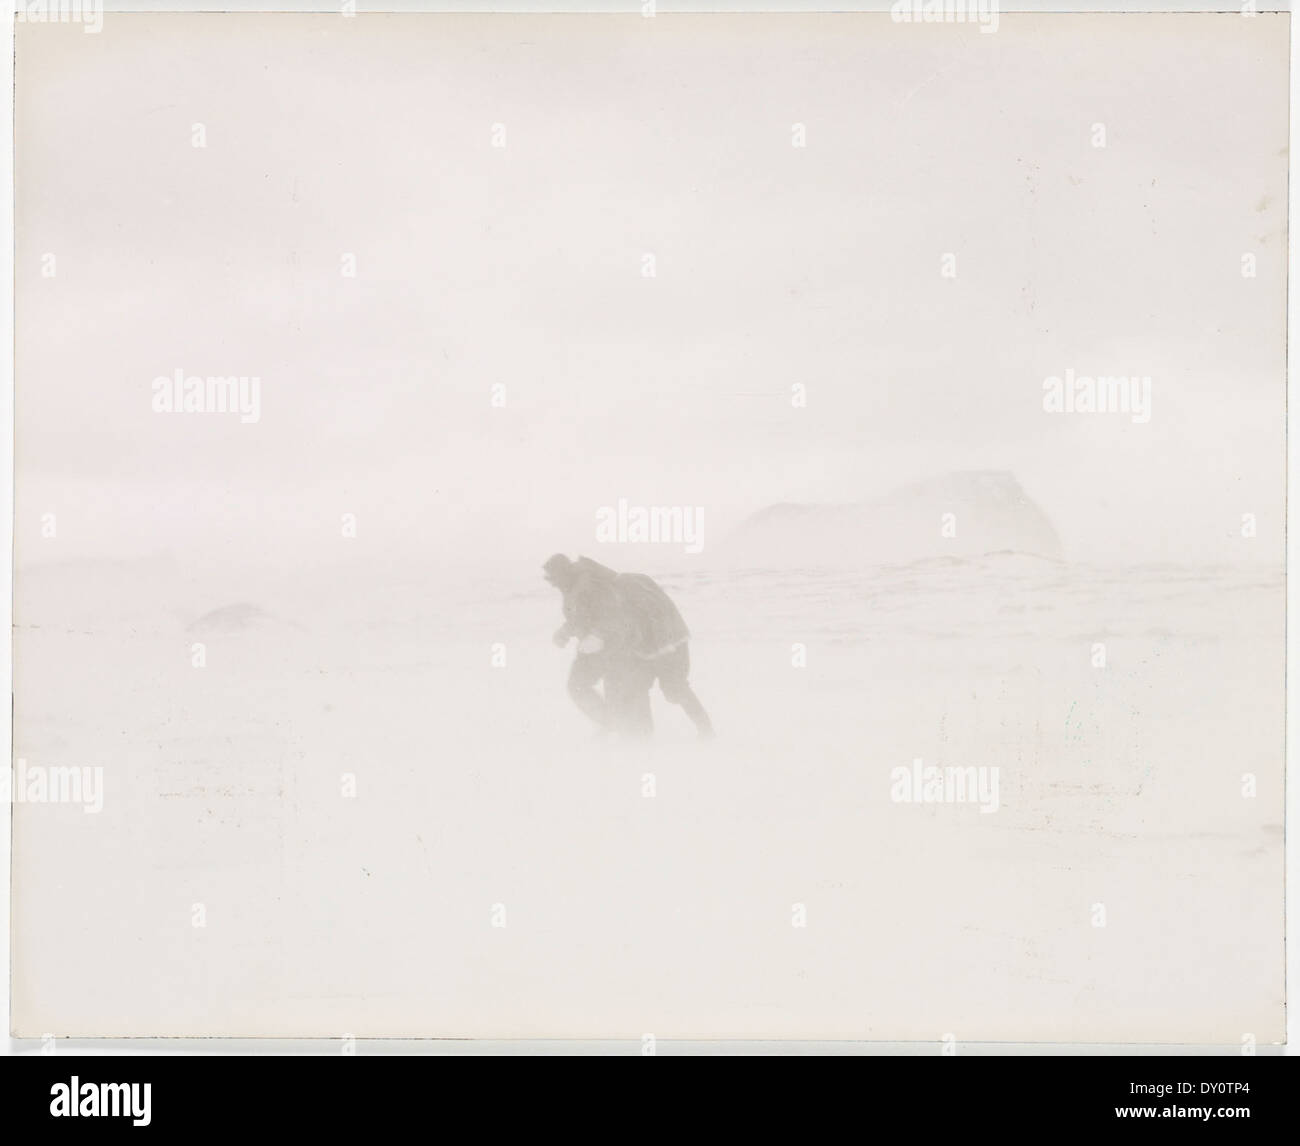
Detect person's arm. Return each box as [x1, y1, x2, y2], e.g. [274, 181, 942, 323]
[553, 595, 586, 645]
[567, 581, 628, 653]
[555, 583, 601, 647]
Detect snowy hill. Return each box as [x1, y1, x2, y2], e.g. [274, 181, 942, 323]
[727, 471, 1064, 567]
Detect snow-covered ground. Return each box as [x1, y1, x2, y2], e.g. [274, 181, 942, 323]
[10, 554, 1283, 1040]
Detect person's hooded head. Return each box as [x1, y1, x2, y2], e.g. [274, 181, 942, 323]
[542, 553, 576, 590]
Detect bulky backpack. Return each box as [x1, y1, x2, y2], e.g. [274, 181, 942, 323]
[614, 573, 690, 657]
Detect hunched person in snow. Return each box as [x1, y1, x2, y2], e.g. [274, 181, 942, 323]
[542, 553, 713, 739]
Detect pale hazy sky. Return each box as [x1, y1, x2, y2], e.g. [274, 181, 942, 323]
[16, 13, 1288, 568]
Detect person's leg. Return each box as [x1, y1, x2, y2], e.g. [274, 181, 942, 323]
[623, 658, 655, 737]
[567, 652, 611, 728]
[605, 656, 654, 738]
[655, 644, 714, 738]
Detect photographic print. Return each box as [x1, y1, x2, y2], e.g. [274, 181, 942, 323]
[9, 9, 1287, 1044]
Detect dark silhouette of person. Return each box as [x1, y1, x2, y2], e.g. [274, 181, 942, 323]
[543, 554, 644, 734]
[543, 553, 713, 739]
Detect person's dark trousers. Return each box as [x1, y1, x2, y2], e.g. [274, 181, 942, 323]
[567, 651, 612, 728]
[607, 657, 655, 737]
[651, 644, 714, 737]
